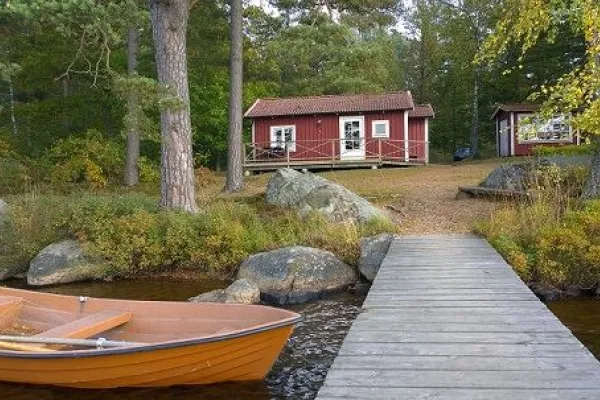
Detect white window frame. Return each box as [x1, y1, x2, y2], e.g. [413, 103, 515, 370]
[517, 113, 572, 144]
[372, 120, 390, 138]
[270, 125, 296, 152]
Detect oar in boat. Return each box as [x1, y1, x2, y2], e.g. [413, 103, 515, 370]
[0, 335, 144, 351]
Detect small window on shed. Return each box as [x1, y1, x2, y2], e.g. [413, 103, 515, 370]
[270, 125, 296, 151]
[372, 120, 390, 138]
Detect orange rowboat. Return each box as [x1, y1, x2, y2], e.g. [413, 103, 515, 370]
[0, 287, 301, 389]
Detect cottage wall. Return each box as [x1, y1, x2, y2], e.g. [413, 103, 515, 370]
[495, 111, 579, 157]
[252, 110, 427, 161]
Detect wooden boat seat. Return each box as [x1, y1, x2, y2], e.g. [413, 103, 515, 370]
[35, 310, 132, 339]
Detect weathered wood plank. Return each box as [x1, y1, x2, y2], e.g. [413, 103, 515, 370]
[316, 235, 600, 400]
[359, 306, 550, 315]
[322, 370, 600, 389]
[369, 290, 537, 301]
[327, 355, 599, 371]
[342, 331, 580, 345]
[318, 387, 600, 400]
[348, 322, 571, 333]
[369, 285, 535, 298]
[362, 300, 542, 308]
[337, 343, 589, 357]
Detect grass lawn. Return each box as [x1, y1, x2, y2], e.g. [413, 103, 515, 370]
[201, 159, 503, 234]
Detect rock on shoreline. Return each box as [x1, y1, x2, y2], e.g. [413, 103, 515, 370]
[358, 233, 396, 282]
[237, 246, 357, 305]
[27, 240, 109, 286]
[189, 279, 260, 304]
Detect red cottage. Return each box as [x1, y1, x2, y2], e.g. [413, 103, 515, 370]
[243, 92, 434, 172]
[492, 104, 581, 157]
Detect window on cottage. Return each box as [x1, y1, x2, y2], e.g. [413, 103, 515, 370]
[518, 114, 571, 142]
[372, 120, 390, 138]
[270, 125, 296, 151]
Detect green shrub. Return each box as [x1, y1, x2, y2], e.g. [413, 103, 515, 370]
[45, 130, 124, 188]
[1, 193, 396, 278]
[478, 194, 600, 289]
[0, 158, 32, 195]
[533, 144, 596, 157]
[536, 206, 600, 288]
[529, 164, 588, 210]
[0, 195, 70, 270]
[138, 157, 160, 184]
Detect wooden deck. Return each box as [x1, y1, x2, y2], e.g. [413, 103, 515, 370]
[244, 158, 424, 172]
[317, 235, 600, 399]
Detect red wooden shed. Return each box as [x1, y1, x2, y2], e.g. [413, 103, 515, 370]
[243, 92, 433, 172]
[492, 104, 580, 157]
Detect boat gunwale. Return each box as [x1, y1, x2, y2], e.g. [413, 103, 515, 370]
[0, 288, 302, 360]
[0, 316, 301, 359]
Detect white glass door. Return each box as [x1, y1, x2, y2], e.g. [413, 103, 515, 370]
[339, 116, 365, 160]
[499, 119, 509, 156]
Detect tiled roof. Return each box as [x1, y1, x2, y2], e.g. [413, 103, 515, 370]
[492, 103, 540, 119]
[408, 104, 434, 118]
[244, 92, 415, 118]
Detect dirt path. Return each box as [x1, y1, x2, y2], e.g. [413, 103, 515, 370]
[320, 162, 502, 234]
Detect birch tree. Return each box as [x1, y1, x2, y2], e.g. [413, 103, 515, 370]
[478, 0, 600, 197]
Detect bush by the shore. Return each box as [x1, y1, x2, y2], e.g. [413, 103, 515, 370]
[533, 143, 596, 157]
[0, 193, 395, 279]
[477, 163, 600, 292]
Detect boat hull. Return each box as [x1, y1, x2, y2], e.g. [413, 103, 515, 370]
[0, 325, 293, 388]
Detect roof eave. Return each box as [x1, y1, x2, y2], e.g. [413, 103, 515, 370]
[245, 107, 414, 119]
[243, 99, 261, 118]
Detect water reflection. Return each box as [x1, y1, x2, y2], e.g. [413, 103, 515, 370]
[547, 298, 600, 359]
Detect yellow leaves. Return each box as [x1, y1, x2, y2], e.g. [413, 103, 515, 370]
[479, 0, 600, 139]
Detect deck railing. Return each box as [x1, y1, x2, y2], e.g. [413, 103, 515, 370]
[244, 138, 429, 167]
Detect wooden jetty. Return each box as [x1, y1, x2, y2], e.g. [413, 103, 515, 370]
[317, 235, 600, 399]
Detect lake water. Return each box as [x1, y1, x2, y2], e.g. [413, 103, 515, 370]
[0, 279, 598, 399]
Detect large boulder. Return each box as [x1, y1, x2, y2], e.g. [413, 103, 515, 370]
[27, 240, 108, 286]
[358, 233, 396, 282]
[189, 279, 260, 305]
[265, 168, 328, 207]
[266, 168, 388, 223]
[237, 246, 357, 304]
[480, 163, 531, 192]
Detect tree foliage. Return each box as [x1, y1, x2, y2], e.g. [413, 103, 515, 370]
[0, 0, 595, 187]
[478, 0, 600, 134]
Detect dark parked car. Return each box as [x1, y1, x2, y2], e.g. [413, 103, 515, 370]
[453, 147, 473, 161]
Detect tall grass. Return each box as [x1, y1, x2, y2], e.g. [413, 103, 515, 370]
[477, 164, 600, 289]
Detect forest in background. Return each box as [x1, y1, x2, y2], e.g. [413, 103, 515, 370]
[0, 0, 587, 175]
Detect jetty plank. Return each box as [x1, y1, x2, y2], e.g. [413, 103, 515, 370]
[316, 235, 600, 399]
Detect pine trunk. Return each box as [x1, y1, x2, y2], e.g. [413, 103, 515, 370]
[124, 26, 141, 187]
[149, 0, 198, 213]
[224, 0, 245, 193]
